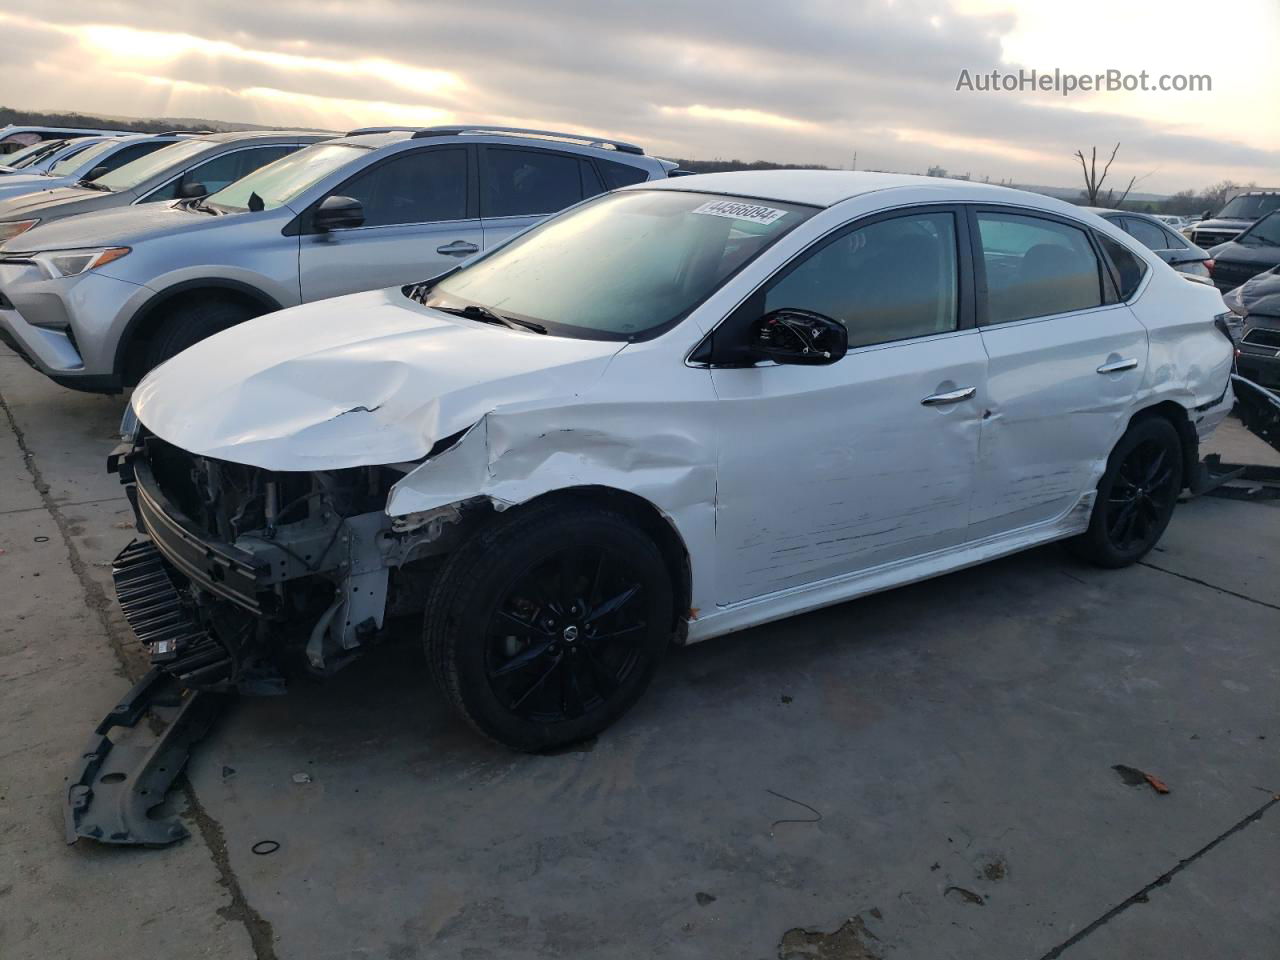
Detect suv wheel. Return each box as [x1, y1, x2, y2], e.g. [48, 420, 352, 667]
[424, 503, 674, 751]
[1070, 417, 1183, 568]
[143, 298, 254, 374]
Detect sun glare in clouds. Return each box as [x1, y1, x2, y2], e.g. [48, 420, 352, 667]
[660, 104, 815, 131]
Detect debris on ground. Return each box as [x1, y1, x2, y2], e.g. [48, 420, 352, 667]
[944, 885, 985, 906]
[778, 916, 881, 960]
[291, 772, 312, 784]
[1112, 764, 1171, 794]
[767, 788, 822, 834]
[695, 892, 716, 906]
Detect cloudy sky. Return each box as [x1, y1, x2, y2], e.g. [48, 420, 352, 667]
[1, 0, 1276, 194]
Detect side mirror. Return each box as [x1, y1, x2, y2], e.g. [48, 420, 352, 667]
[87, 165, 110, 181]
[313, 195, 365, 232]
[178, 181, 208, 199]
[751, 309, 848, 365]
[1202, 209, 1212, 220]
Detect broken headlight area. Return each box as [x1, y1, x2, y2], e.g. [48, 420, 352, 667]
[111, 430, 474, 691]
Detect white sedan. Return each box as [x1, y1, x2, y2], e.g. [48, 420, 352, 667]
[118, 170, 1235, 750]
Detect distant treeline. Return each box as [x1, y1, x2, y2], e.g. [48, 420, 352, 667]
[0, 106, 212, 134]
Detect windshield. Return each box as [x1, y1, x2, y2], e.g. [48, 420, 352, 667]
[1239, 211, 1280, 248]
[207, 143, 367, 212]
[7, 139, 67, 169]
[92, 138, 210, 192]
[425, 190, 815, 341]
[1217, 194, 1280, 220]
[49, 138, 116, 177]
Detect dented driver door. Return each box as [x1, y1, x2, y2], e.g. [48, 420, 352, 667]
[708, 207, 987, 606]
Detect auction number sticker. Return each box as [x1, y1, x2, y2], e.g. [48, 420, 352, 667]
[691, 200, 788, 225]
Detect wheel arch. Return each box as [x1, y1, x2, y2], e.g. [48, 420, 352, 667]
[115, 279, 283, 386]
[1127, 399, 1198, 488]
[503, 485, 694, 642]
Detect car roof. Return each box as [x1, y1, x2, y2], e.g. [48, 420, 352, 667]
[200, 129, 331, 144]
[631, 169, 1082, 211]
[328, 125, 656, 163]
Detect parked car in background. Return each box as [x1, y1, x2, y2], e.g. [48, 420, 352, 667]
[0, 132, 195, 202]
[1153, 214, 1189, 230]
[0, 124, 132, 154]
[0, 130, 330, 245]
[1225, 266, 1280, 387]
[0, 125, 674, 391]
[104, 171, 1233, 755]
[1205, 209, 1280, 293]
[0, 137, 118, 175]
[1087, 207, 1214, 279]
[1189, 190, 1280, 248]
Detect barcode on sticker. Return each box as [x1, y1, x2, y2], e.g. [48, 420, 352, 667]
[691, 200, 787, 225]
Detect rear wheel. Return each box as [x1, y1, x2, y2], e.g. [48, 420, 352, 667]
[424, 503, 674, 751]
[142, 298, 254, 374]
[1071, 417, 1183, 568]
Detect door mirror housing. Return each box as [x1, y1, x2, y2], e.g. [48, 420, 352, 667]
[178, 180, 208, 199]
[751, 309, 848, 365]
[313, 195, 365, 232]
[86, 165, 110, 181]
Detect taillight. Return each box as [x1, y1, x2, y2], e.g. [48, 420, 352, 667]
[1204, 259, 1214, 273]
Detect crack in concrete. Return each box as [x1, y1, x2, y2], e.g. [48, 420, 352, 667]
[1036, 792, 1280, 959]
[1138, 560, 1280, 612]
[0, 386, 277, 960]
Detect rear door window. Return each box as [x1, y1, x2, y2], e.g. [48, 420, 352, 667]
[1095, 234, 1148, 300]
[482, 148, 582, 218]
[976, 212, 1104, 324]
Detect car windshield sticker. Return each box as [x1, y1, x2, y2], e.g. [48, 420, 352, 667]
[691, 200, 788, 225]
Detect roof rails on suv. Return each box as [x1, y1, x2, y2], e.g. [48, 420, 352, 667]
[344, 124, 645, 155]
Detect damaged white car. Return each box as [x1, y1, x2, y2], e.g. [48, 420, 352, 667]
[107, 171, 1235, 756]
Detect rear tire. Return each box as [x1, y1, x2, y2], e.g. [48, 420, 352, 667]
[423, 502, 674, 752]
[143, 298, 253, 374]
[1070, 417, 1183, 568]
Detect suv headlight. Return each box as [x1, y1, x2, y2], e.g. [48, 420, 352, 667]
[0, 218, 40, 243]
[30, 247, 131, 280]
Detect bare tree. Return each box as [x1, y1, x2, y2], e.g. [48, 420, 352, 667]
[1074, 143, 1138, 208]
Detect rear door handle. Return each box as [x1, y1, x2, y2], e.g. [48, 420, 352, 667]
[1096, 358, 1138, 374]
[920, 386, 976, 406]
[436, 240, 479, 256]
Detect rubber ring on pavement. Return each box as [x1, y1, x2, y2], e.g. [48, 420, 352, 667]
[251, 840, 280, 855]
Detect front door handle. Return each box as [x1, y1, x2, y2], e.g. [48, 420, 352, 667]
[1096, 358, 1138, 374]
[436, 240, 479, 256]
[920, 386, 976, 406]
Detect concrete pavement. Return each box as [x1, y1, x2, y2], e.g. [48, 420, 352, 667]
[1, 349, 1276, 960]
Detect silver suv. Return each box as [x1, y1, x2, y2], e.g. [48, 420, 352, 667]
[0, 126, 675, 391]
[0, 132, 196, 202]
[0, 130, 330, 245]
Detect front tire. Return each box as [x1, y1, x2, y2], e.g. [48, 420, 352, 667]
[143, 298, 254, 374]
[1071, 417, 1183, 568]
[424, 503, 674, 751]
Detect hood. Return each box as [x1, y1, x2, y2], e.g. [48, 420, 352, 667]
[131, 288, 628, 472]
[4, 201, 232, 252]
[1198, 217, 1254, 232]
[1210, 239, 1280, 268]
[0, 184, 122, 224]
[1228, 268, 1280, 319]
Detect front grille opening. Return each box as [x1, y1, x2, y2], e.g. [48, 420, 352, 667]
[1243, 327, 1280, 350]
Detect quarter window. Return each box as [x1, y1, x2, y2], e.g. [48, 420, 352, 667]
[331, 148, 467, 227]
[597, 158, 649, 190]
[977, 213, 1103, 324]
[1096, 234, 1148, 300]
[764, 211, 959, 348]
[483, 148, 581, 218]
